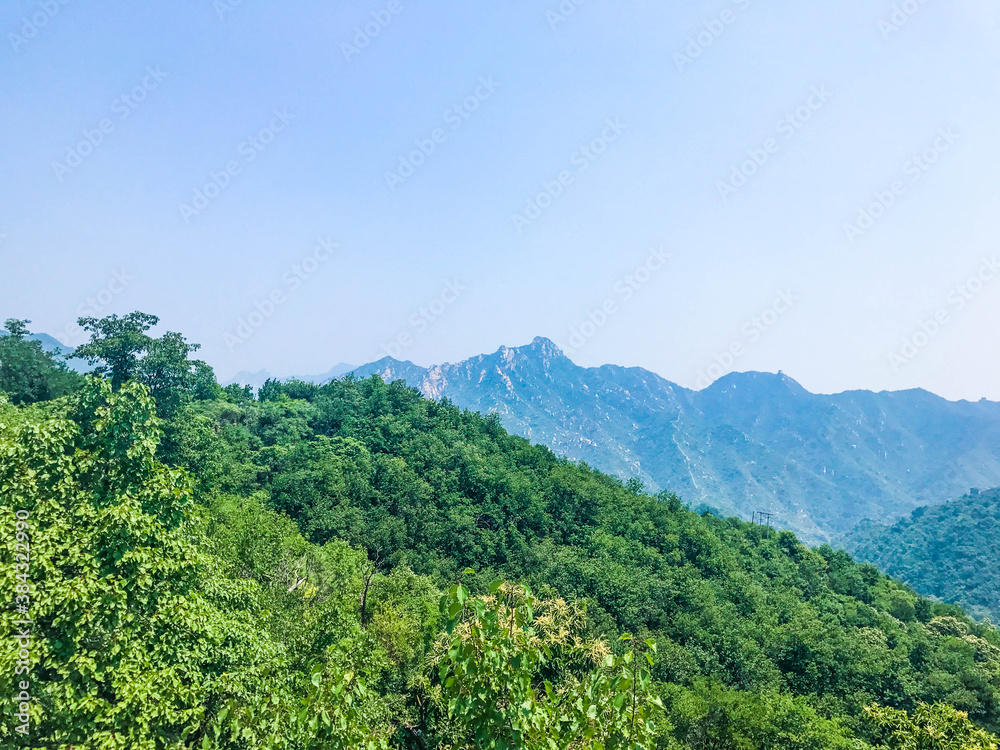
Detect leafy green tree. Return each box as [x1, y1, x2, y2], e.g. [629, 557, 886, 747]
[431, 578, 663, 749]
[258, 378, 284, 402]
[625, 477, 645, 495]
[222, 383, 255, 404]
[72, 312, 217, 417]
[0, 318, 81, 404]
[72, 311, 160, 389]
[662, 679, 857, 749]
[4, 318, 29, 338]
[141, 330, 218, 416]
[0, 379, 399, 749]
[865, 702, 1000, 749]
[0, 378, 260, 746]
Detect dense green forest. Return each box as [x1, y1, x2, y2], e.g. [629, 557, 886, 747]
[2, 314, 1000, 749]
[843, 488, 1000, 623]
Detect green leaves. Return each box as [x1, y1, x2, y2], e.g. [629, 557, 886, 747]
[0, 379, 224, 746]
[433, 582, 661, 749]
[0, 319, 81, 404]
[73, 311, 160, 391]
[865, 702, 1000, 749]
[72, 312, 216, 417]
[0, 380, 400, 749]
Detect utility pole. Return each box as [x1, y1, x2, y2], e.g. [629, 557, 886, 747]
[753, 510, 774, 538]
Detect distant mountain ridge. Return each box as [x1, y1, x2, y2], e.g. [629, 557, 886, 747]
[7, 333, 91, 373]
[344, 337, 1000, 543]
[224, 363, 355, 390]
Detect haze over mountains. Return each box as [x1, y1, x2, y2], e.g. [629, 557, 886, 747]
[337, 337, 1000, 544]
[224, 363, 355, 391]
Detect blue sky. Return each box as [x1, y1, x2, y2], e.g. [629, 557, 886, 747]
[2, 0, 999, 399]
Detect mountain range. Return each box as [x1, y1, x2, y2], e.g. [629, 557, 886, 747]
[19, 332, 91, 373]
[341, 337, 1000, 544]
[224, 363, 355, 390]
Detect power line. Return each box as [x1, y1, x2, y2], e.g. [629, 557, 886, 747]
[752, 510, 774, 537]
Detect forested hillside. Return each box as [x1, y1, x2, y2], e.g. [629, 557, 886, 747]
[3, 314, 1000, 749]
[843, 488, 1000, 623]
[346, 337, 1000, 544]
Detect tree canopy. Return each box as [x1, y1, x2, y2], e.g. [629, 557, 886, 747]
[0, 319, 80, 404]
[71, 311, 218, 416]
[843, 488, 1000, 623]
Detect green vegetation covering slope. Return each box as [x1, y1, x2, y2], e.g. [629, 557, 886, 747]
[0, 319, 81, 404]
[165, 374, 1000, 735]
[843, 488, 1000, 622]
[0, 380, 661, 749]
[348, 339, 1000, 544]
[2, 313, 1000, 749]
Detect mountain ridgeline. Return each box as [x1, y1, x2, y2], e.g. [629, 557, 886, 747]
[339, 337, 1000, 544]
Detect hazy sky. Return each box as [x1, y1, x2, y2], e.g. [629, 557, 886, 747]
[2, 0, 999, 400]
